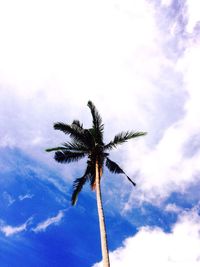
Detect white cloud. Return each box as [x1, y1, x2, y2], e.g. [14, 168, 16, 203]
[18, 194, 34, 201]
[0, 218, 32, 236]
[0, 0, 199, 204]
[3, 192, 34, 205]
[3, 192, 16, 206]
[0, 211, 65, 236]
[0, 0, 165, 178]
[93, 209, 200, 267]
[165, 203, 183, 213]
[120, 0, 200, 205]
[32, 210, 65, 233]
[125, 112, 200, 203]
[161, 0, 173, 7]
[1, 224, 27, 237]
[186, 0, 200, 33]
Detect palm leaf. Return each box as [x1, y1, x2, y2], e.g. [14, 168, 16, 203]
[105, 131, 147, 150]
[46, 141, 88, 154]
[71, 120, 83, 129]
[71, 177, 87, 205]
[45, 146, 66, 152]
[54, 151, 86, 163]
[54, 122, 83, 136]
[87, 101, 103, 129]
[54, 122, 92, 148]
[70, 122, 94, 149]
[87, 101, 104, 144]
[106, 157, 136, 186]
[71, 165, 92, 205]
[62, 141, 88, 152]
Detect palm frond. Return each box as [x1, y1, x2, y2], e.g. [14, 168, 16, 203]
[85, 160, 95, 189]
[54, 122, 92, 148]
[105, 131, 147, 150]
[62, 142, 88, 152]
[45, 146, 66, 152]
[87, 101, 104, 144]
[54, 151, 86, 163]
[71, 120, 83, 129]
[71, 177, 87, 205]
[54, 122, 82, 136]
[106, 157, 136, 186]
[70, 122, 94, 149]
[87, 101, 103, 129]
[71, 165, 92, 205]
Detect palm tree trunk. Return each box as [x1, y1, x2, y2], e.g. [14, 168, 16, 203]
[95, 161, 110, 267]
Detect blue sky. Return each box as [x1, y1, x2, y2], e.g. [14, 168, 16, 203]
[0, 0, 200, 266]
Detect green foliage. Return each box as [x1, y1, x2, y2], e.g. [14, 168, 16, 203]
[71, 177, 87, 205]
[106, 157, 136, 186]
[71, 120, 84, 129]
[87, 100, 104, 145]
[105, 131, 147, 150]
[46, 101, 146, 204]
[54, 151, 86, 163]
[71, 164, 93, 205]
[45, 147, 66, 152]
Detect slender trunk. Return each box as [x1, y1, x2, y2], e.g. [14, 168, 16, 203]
[95, 161, 110, 267]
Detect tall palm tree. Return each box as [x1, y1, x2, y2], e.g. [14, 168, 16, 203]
[46, 101, 146, 267]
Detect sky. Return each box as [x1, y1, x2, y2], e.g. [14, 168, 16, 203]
[0, 0, 200, 266]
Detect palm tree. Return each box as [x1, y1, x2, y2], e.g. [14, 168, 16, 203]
[46, 101, 147, 267]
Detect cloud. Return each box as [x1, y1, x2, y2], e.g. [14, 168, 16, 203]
[0, 218, 32, 237]
[3, 191, 33, 205]
[161, 0, 173, 7]
[119, 0, 200, 206]
[93, 209, 200, 267]
[2, 190, 34, 207]
[164, 203, 183, 213]
[32, 210, 65, 233]
[0, 0, 199, 205]
[0, 0, 170, 129]
[0, 0, 167, 182]
[0, 224, 27, 237]
[18, 194, 34, 201]
[185, 0, 200, 33]
[3, 192, 16, 206]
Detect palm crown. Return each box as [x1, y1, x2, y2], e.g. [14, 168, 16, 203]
[46, 101, 147, 205]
